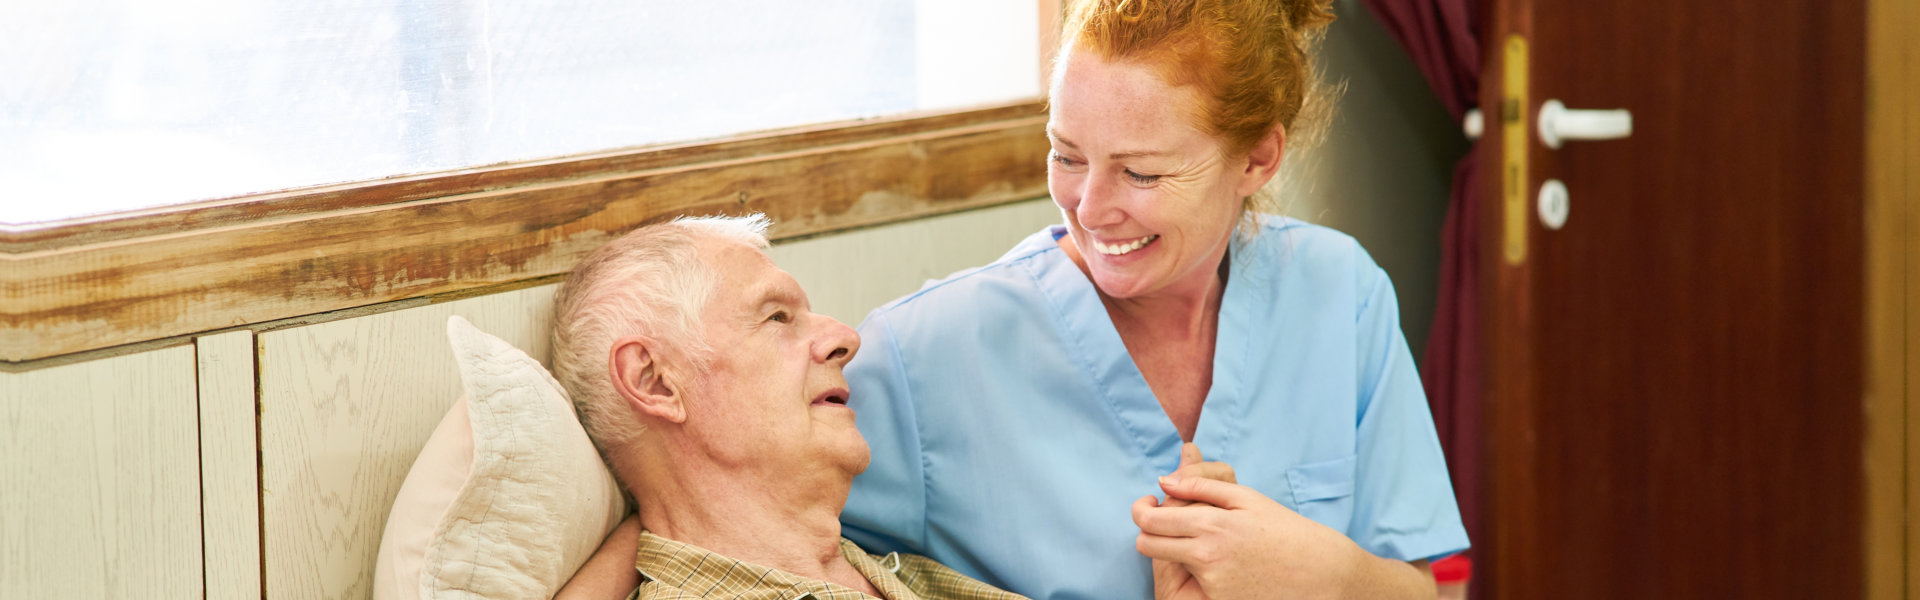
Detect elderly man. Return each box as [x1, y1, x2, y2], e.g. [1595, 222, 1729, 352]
[547, 215, 1022, 600]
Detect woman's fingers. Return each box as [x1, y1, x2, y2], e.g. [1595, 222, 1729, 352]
[1172, 442, 1236, 484]
[1169, 460, 1237, 485]
[1132, 494, 1224, 538]
[1135, 530, 1206, 564]
[1159, 473, 1257, 509]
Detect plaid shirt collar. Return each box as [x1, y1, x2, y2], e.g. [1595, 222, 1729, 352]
[633, 529, 920, 600]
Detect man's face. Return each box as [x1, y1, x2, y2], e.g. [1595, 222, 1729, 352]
[680, 239, 868, 478]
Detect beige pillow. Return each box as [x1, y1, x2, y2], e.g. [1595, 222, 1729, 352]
[373, 315, 629, 600]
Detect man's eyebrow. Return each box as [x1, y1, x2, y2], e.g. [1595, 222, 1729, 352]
[1046, 129, 1169, 160]
[747, 282, 804, 312]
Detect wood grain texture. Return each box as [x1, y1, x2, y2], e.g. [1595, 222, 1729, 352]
[0, 345, 203, 598]
[1486, 0, 1867, 596]
[2, 101, 1049, 363]
[1872, 0, 1920, 593]
[197, 330, 262, 600]
[257, 284, 556, 600]
[1480, 7, 1533, 599]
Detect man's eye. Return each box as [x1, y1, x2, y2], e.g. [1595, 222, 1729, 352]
[768, 311, 791, 324]
[1124, 169, 1162, 185]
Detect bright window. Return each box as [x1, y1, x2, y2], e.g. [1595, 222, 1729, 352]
[0, 0, 1039, 225]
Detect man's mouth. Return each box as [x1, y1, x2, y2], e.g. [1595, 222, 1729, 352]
[811, 388, 850, 407]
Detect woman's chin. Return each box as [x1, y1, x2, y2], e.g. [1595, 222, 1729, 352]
[1089, 269, 1158, 300]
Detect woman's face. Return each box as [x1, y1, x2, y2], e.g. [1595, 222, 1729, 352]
[1046, 47, 1264, 301]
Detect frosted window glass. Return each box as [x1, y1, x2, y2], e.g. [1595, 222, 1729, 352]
[0, 0, 1039, 225]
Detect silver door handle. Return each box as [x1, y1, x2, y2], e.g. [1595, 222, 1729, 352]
[1537, 99, 1632, 149]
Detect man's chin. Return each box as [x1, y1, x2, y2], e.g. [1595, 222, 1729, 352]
[834, 438, 873, 478]
[851, 446, 872, 476]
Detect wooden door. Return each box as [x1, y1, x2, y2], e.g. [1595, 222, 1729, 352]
[1481, 0, 1867, 597]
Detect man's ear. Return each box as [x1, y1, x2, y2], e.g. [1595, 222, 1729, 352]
[608, 335, 687, 424]
[1234, 124, 1287, 199]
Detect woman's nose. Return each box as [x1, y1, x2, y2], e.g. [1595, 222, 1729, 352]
[1074, 172, 1125, 230]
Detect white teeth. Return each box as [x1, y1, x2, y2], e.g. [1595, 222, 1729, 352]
[1093, 234, 1158, 256]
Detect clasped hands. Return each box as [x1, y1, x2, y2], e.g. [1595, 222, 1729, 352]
[1130, 443, 1370, 600]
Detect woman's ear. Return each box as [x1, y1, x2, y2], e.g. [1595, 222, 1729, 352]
[1235, 124, 1287, 198]
[608, 336, 687, 424]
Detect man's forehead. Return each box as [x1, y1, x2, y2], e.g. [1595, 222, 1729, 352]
[703, 239, 804, 310]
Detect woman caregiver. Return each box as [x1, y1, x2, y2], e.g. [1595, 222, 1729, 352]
[838, 0, 1468, 597]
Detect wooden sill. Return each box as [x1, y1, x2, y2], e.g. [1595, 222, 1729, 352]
[1, 100, 1050, 364]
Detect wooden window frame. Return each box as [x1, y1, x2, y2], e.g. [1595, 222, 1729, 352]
[0, 99, 1050, 364]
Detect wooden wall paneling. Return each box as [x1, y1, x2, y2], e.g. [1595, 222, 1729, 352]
[1873, 0, 1920, 592]
[1864, 136, 1906, 598]
[256, 284, 557, 600]
[0, 345, 203, 598]
[197, 330, 262, 600]
[3, 101, 1049, 364]
[1867, 0, 1918, 593]
[1865, 163, 1905, 600]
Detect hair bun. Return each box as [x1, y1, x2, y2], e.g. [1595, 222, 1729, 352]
[1282, 0, 1335, 36]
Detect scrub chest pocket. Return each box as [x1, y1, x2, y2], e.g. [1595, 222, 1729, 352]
[1285, 455, 1358, 530]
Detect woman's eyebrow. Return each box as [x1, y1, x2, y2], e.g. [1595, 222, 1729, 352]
[1046, 129, 1078, 149]
[1046, 129, 1168, 160]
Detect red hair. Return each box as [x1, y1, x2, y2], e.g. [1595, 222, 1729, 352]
[1060, 0, 1336, 157]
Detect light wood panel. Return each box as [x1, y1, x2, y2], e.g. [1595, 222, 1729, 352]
[1866, 190, 1905, 600]
[769, 198, 1061, 326]
[0, 345, 202, 598]
[257, 284, 557, 600]
[1867, 0, 1918, 594]
[1869, 0, 1920, 594]
[197, 330, 262, 600]
[2, 101, 1048, 364]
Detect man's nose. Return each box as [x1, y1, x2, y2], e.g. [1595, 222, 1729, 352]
[813, 315, 860, 365]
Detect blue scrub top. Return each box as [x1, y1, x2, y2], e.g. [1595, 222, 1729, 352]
[840, 218, 1468, 600]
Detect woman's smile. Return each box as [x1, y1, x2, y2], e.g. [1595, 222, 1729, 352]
[1092, 234, 1159, 256]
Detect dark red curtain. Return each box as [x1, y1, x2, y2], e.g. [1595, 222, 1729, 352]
[1355, 0, 1484, 575]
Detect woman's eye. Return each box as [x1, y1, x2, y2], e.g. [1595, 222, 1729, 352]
[768, 311, 791, 324]
[1124, 169, 1162, 185]
[1050, 152, 1082, 168]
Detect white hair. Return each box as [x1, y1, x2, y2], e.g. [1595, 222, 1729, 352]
[550, 213, 772, 479]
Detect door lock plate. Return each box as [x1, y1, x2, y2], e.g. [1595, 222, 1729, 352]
[1502, 35, 1530, 266]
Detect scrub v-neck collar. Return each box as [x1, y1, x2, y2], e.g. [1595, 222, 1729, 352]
[1031, 225, 1263, 479]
